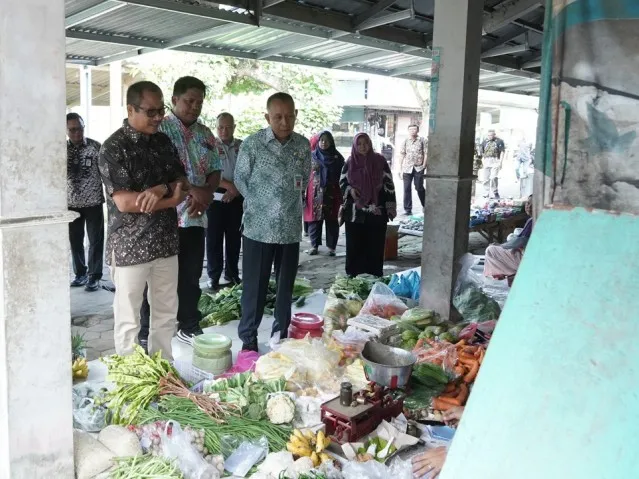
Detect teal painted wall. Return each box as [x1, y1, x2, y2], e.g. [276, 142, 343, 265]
[441, 208, 639, 478]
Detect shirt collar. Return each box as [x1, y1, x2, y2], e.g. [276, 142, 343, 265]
[265, 127, 292, 146]
[68, 138, 88, 148]
[167, 111, 199, 132]
[122, 119, 148, 143]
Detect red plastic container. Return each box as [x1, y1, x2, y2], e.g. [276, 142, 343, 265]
[288, 313, 324, 339]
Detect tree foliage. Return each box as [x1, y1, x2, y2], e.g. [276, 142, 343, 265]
[130, 52, 342, 139]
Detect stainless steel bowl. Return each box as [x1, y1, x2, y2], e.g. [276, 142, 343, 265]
[361, 342, 417, 389]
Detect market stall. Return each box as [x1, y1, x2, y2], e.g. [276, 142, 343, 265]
[74, 264, 505, 479]
[399, 199, 529, 243]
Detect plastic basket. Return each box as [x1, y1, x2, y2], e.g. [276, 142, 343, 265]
[172, 360, 214, 392]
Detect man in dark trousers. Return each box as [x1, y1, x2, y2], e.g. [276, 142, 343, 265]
[234, 92, 312, 352]
[67, 113, 105, 292]
[206, 112, 243, 290]
[398, 124, 427, 216]
[138, 76, 221, 349]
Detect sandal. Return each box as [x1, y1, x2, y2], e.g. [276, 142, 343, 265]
[328, 250, 336, 257]
[308, 248, 319, 256]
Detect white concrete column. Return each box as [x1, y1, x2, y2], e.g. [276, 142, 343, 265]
[80, 65, 92, 136]
[419, 0, 483, 319]
[0, 0, 75, 477]
[109, 60, 123, 132]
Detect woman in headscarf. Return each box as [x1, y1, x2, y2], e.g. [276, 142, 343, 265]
[304, 131, 345, 256]
[303, 134, 320, 237]
[340, 133, 396, 277]
[483, 195, 533, 284]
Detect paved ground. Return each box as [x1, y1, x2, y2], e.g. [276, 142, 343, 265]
[72, 167, 521, 360]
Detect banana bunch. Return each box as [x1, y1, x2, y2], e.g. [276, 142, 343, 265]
[72, 357, 89, 379]
[286, 429, 332, 467]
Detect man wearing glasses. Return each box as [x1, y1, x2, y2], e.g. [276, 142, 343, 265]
[138, 76, 222, 349]
[98, 81, 188, 360]
[67, 112, 105, 292]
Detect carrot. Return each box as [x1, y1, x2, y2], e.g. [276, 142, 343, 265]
[432, 398, 455, 411]
[443, 383, 456, 394]
[458, 357, 476, 367]
[463, 360, 480, 384]
[455, 383, 469, 404]
[478, 348, 485, 364]
[455, 339, 466, 347]
[436, 395, 463, 406]
[441, 387, 459, 398]
[413, 338, 425, 351]
[459, 352, 477, 361]
[454, 365, 465, 376]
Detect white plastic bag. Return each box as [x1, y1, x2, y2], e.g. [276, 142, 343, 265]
[161, 421, 220, 479]
[223, 436, 269, 478]
[342, 457, 412, 479]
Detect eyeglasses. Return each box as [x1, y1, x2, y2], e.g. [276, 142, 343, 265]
[68, 127, 84, 133]
[133, 104, 167, 118]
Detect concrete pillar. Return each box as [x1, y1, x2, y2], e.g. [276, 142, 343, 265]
[80, 65, 92, 136]
[109, 60, 123, 132]
[419, 0, 483, 319]
[0, 0, 75, 477]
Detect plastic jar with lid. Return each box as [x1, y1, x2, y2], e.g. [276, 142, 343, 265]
[192, 333, 232, 375]
[288, 313, 324, 340]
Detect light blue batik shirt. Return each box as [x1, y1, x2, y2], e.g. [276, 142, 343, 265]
[234, 127, 312, 244]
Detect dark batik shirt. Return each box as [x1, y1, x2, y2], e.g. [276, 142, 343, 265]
[98, 120, 185, 267]
[67, 138, 105, 208]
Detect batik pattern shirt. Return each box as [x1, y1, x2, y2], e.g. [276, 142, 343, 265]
[67, 138, 105, 208]
[480, 138, 506, 168]
[399, 136, 427, 174]
[159, 113, 221, 228]
[340, 159, 397, 224]
[234, 128, 312, 244]
[99, 120, 186, 267]
[216, 138, 242, 182]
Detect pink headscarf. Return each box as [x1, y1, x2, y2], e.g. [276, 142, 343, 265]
[347, 133, 387, 208]
[309, 134, 319, 151]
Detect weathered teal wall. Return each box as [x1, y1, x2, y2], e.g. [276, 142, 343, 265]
[442, 208, 639, 477]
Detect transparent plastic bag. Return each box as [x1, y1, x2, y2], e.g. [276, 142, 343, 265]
[221, 436, 269, 478]
[276, 337, 341, 385]
[323, 295, 363, 335]
[73, 397, 108, 433]
[342, 456, 412, 479]
[452, 253, 503, 323]
[360, 283, 409, 319]
[160, 421, 220, 479]
[331, 327, 374, 366]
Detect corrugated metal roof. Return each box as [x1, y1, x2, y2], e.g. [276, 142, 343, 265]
[64, 0, 543, 95]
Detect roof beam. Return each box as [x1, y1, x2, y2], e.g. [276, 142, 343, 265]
[481, 42, 528, 58]
[352, 0, 398, 29]
[502, 81, 540, 92]
[163, 22, 244, 48]
[355, 9, 415, 32]
[389, 61, 429, 77]
[116, 0, 258, 26]
[65, 0, 125, 28]
[256, 36, 329, 59]
[331, 50, 398, 68]
[483, 0, 542, 34]
[481, 27, 526, 53]
[67, 29, 164, 48]
[522, 58, 542, 69]
[263, 0, 285, 7]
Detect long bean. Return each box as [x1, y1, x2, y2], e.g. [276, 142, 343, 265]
[110, 455, 183, 478]
[140, 395, 290, 454]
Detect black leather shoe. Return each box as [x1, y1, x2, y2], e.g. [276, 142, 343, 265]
[207, 278, 220, 290]
[71, 275, 88, 287]
[241, 340, 258, 352]
[85, 278, 100, 292]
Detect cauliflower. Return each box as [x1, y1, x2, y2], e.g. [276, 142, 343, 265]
[266, 393, 296, 425]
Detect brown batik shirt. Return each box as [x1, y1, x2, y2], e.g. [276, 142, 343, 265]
[98, 120, 186, 267]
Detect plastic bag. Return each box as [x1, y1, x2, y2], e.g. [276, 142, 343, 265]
[331, 327, 374, 366]
[217, 350, 260, 379]
[161, 421, 220, 479]
[360, 283, 408, 319]
[323, 294, 363, 335]
[342, 456, 412, 479]
[276, 337, 341, 385]
[255, 352, 301, 383]
[452, 253, 503, 323]
[222, 436, 269, 478]
[73, 397, 108, 432]
[388, 271, 421, 301]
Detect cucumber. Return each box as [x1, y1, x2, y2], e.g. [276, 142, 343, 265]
[412, 363, 450, 386]
[295, 296, 306, 307]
